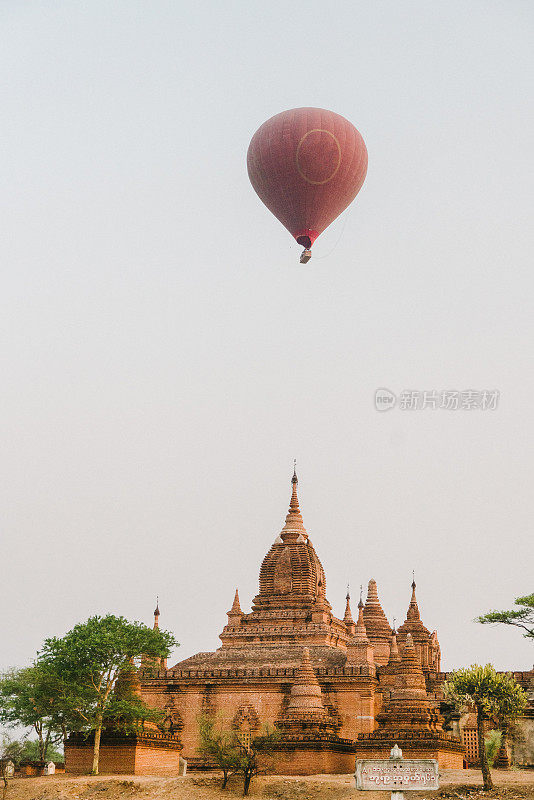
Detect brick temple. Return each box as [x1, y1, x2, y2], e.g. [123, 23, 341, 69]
[139, 469, 466, 773]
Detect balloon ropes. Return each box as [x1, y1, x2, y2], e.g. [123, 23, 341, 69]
[247, 107, 368, 263]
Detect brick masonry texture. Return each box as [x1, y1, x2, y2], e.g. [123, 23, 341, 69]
[65, 740, 182, 776]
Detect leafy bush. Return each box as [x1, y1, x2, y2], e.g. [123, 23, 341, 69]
[1, 735, 63, 766]
[485, 729, 502, 767]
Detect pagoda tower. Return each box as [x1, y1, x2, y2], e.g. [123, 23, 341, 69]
[375, 634, 438, 730]
[277, 647, 339, 733]
[218, 468, 350, 664]
[272, 647, 355, 774]
[355, 633, 464, 767]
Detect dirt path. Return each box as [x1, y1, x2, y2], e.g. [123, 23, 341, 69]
[5, 769, 534, 800]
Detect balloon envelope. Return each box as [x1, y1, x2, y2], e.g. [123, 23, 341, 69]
[247, 107, 368, 249]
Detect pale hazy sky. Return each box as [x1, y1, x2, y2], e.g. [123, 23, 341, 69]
[1, 1, 533, 675]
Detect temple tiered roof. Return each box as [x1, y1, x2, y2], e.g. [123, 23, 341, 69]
[254, 469, 330, 610]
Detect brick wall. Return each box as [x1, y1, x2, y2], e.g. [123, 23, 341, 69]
[142, 684, 288, 761]
[143, 681, 378, 763]
[261, 747, 355, 775]
[334, 688, 376, 739]
[65, 744, 135, 775]
[133, 744, 181, 776]
[65, 742, 181, 776]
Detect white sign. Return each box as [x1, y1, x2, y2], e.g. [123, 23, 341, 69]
[356, 759, 439, 791]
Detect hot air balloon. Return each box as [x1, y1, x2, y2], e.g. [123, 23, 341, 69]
[247, 107, 368, 263]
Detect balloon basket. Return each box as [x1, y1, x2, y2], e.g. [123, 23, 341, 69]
[300, 249, 312, 264]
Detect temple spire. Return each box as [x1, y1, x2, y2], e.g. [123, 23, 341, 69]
[280, 464, 307, 541]
[388, 625, 401, 664]
[344, 595, 351, 615]
[354, 598, 370, 643]
[396, 576, 431, 666]
[344, 588, 352, 617]
[227, 588, 243, 624]
[407, 574, 421, 621]
[143, 597, 166, 670]
[290, 461, 299, 507]
[230, 588, 242, 614]
[344, 587, 355, 635]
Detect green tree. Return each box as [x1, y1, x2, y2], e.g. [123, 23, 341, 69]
[444, 665, 527, 790]
[104, 661, 165, 733]
[0, 665, 68, 761]
[37, 614, 178, 775]
[477, 594, 534, 640]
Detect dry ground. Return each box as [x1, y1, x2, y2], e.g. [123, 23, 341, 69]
[5, 769, 534, 800]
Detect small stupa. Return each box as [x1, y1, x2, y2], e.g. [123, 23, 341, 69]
[271, 647, 354, 774]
